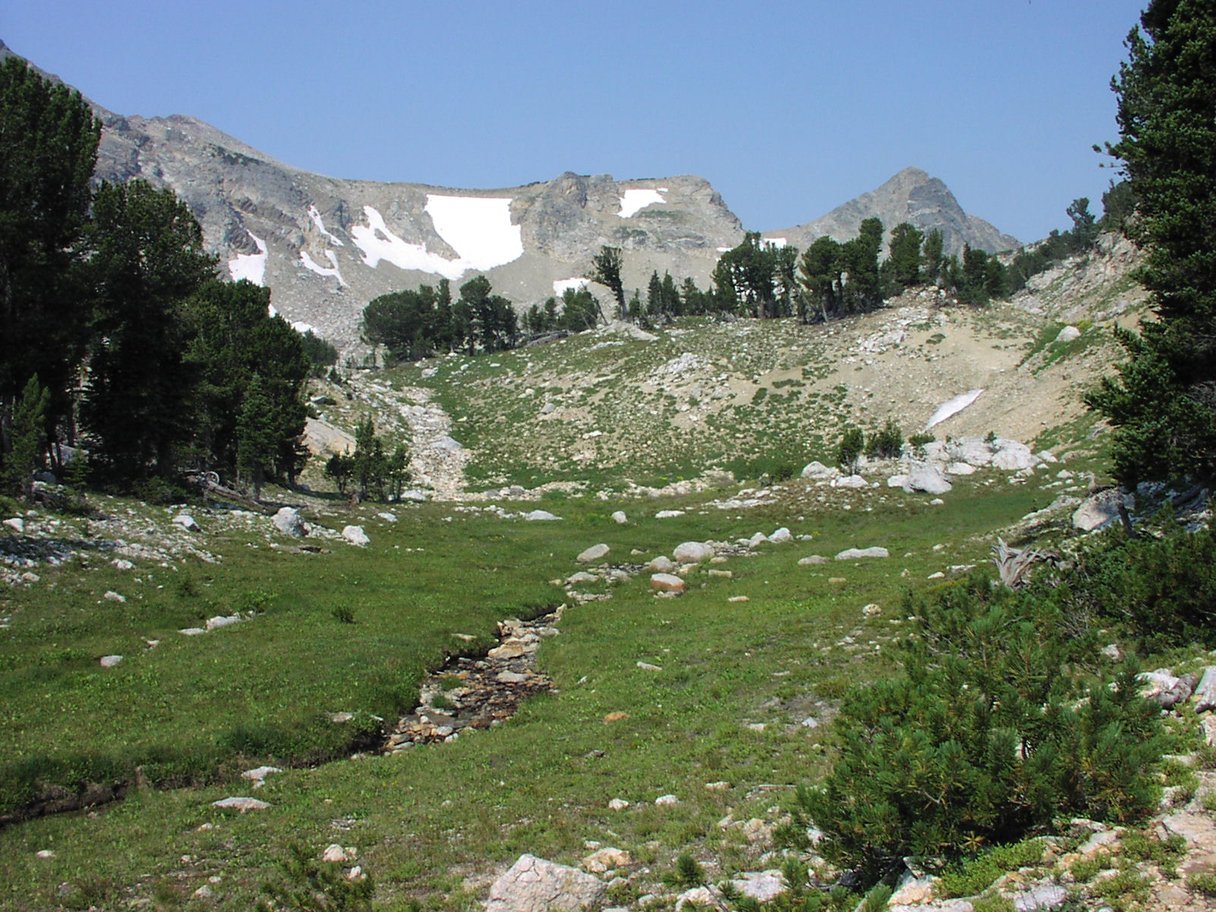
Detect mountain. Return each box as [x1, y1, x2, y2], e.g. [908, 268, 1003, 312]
[2, 41, 1021, 345]
[765, 167, 1020, 257]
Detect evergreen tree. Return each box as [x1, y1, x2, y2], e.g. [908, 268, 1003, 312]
[884, 222, 924, 292]
[1087, 0, 1216, 484]
[590, 246, 626, 319]
[799, 236, 844, 322]
[922, 228, 945, 284]
[0, 57, 100, 463]
[1066, 197, 1099, 252]
[78, 180, 217, 482]
[236, 374, 278, 500]
[1, 376, 48, 499]
[843, 217, 884, 311]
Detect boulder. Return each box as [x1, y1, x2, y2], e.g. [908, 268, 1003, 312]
[646, 556, 676, 574]
[99, 655, 123, 668]
[1055, 325, 1081, 343]
[205, 614, 241, 631]
[577, 543, 610, 563]
[730, 870, 786, 903]
[3, 517, 24, 534]
[650, 573, 685, 593]
[800, 461, 837, 480]
[484, 854, 605, 912]
[835, 547, 889, 560]
[273, 507, 307, 538]
[768, 527, 792, 543]
[1072, 489, 1133, 532]
[1193, 667, 1216, 712]
[211, 796, 270, 813]
[947, 437, 993, 467]
[377, 511, 398, 523]
[946, 461, 977, 476]
[611, 511, 628, 525]
[342, 525, 370, 546]
[832, 474, 867, 489]
[655, 510, 685, 519]
[173, 513, 201, 532]
[798, 555, 829, 566]
[991, 439, 1039, 471]
[903, 463, 952, 495]
[581, 847, 631, 874]
[524, 510, 561, 521]
[673, 541, 714, 563]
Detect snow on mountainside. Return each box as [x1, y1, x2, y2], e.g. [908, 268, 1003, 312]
[2, 40, 1024, 346]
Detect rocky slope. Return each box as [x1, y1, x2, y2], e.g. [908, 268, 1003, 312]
[3, 40, 1022, 347]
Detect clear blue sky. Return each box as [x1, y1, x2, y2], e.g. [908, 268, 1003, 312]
[3, 1, 1147, 244]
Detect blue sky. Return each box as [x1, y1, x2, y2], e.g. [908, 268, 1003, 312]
[4, 1, 1146, 244]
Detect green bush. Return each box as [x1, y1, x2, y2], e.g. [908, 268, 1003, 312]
[864, 419, 903, 459]
[938, 838, 1045, 897]
[257, 842, 373, 912]
[789, 572, 1163, 884]
[1060, 521, 1216, 651]
[837, 427, 865, 473]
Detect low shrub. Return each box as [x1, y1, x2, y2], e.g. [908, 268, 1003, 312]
[789, 571, 1163, 885]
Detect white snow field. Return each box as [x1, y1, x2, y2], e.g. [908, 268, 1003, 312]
[350, 196, 523, 280]
[308, 205, 345, 246]
[618, 188, 667, 218]
[227, 232, 267, 285]
[300, 250, 348, 286]
[553, 277, 589, 295]
[927, 389, 985, 428]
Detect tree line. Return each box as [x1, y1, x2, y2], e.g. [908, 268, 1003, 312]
[0, 57, 336, 499]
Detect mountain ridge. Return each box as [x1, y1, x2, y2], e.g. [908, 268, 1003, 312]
[2, 39, 1022, 345]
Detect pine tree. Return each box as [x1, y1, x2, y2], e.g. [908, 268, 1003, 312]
[2, 376, 49, 499]
[236, 374, 278, 500]
[0, 57, 100, 463]
[590, 246, 626, 320]
[1087, 0, 1216, 484]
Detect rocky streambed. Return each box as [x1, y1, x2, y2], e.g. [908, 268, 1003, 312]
[384, 610, 561, 752]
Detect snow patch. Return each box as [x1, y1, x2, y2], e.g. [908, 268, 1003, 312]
[307, 205, 344, 246]
[291, 321, 317, 335]
[927, 389, 984, 428]
[553, 277, 589, 295]
[762, 237, 788, 248]
[228, 232, 267, 285]
[300, 249, 348, 286]
[425, 195, 523, 271]
[618, 187, 667, 218]
[350, 198, 522, 280]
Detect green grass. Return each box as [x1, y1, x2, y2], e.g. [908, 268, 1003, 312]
[938, 838, 1047, 897]
[0, 467, 1053, 910]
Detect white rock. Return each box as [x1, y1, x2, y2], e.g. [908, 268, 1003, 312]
[35, 849, 54, 859]
[342, 525, 370, 546]
[946, 462, 977, 475]
[676, 886, 720, 911]
[103, 590, 126, 603]
[1072, 489, 1132, 532]
[581, 847, 631, 874]
[1055, 325, 1081, 343]
[524, 510, 561, 521]
[832, 474, 867, 489]
[173, 513, 201, 532]
[798, 555, 829, 566]
[800, 461, 837, 480]
[211, 797, 270, 812]
[241, 766, 282, 786]
[835, 547, 889, 560]
[1193, 667, 1216, 712]
[646, 556, 676, 573]
[748, 532, 768, 548]
[179, 627, 206, 636]
[731, 870, 787, 903]
[654, 794, 679, 806]
[673, 541, 714, 563]
[611, 511, 627, 524]
[485, 854, 606, 912]
[887, 474, 908, 488]
[205, 614, 241, 631]
[903, 462, 952, 495]
[99, 655, 123, 668]
[768, 527, 792, 543]
[273, 507, 307, 538]
[608, 798, 630, 810]
[991, 439, 1039, 471]
[577, 543, 610, 563]
[377, 512, 398, 523]
[4, 517, 25, 534]
[112, 559, 134, 570]
[322, 844, 357, 864]
[650, 573, 685, 593]
[637, 661, 663, 672]
[655, 510, 685, 519]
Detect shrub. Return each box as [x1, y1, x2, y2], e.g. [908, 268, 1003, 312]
[1060, 521, 1216, 651]
[789, 571, 1163, 885]
[865, 419, 903, 459]
[837, 427, 865, 473]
